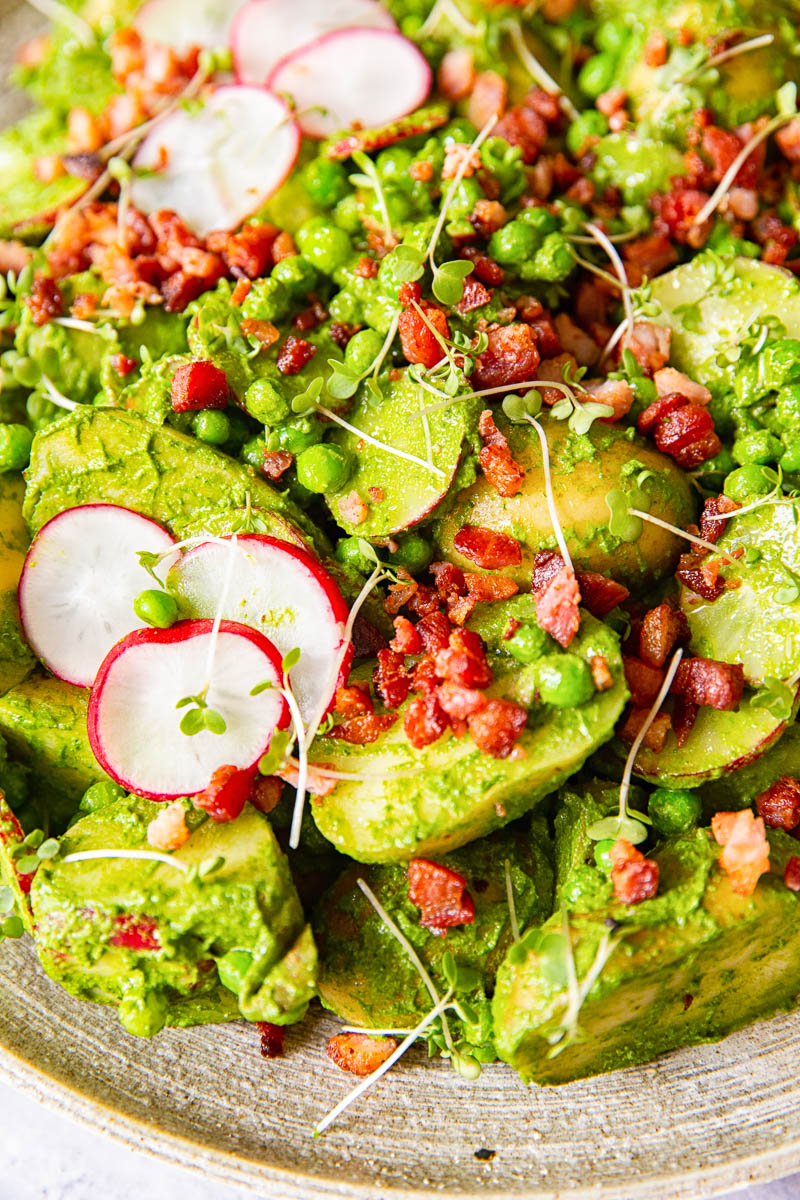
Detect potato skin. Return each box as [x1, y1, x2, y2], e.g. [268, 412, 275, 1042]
[433, 421, 695, 591]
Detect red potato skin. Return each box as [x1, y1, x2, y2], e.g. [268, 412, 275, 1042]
[87, 619, 291, 800]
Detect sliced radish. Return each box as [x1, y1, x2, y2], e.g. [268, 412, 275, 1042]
[88, 619, 288, 800]
[166, 535, 351, 723]
[268, 28, 432, 140]
[135, 0, 249, 54]
[131, 86, 300, 237]
[18, 504, 176, 689]
[232, 0, 396, 86]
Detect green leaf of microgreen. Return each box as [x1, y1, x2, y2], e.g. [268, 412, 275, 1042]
[137, 550, 165, 586]
[291, 375, 325, 413]
[775, 583, 800, 605]
[0, 886, 15, 914]
[605, 488, 645, 541]
[179, 708, 206, 736]
[749, 676, 795, 721]
[202, 708, 227, 735]
[586, 814, 649, 845]
[282, 647, 301, 674]
[431, 259, 474, 306]
[388, 244, 425, 283]
[1, 915, 23, 939]
[258, 728, 292, 776]
[16, 854, 40, 875]
[568, 400, 614, 436]
[250, 679, 274, 696]
[502, 390, 542, 423]
[37, 838, 60, 860]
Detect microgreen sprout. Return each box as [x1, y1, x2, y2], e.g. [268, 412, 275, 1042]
[175, 692, 227, 736]
[588, 648, 684, 845]
[60, 848, 191, 873]
[502, 394, 575, 573]
[677, 32, 775, 89]
[41, 376, 78, 412]
[24, 0, 94, 46]
[176, 533, 239, 737]
[251, 647, 307, 810]
[349, 150, 394, 241]
[583, 222, 635, 342]
[416, 0, 482, 40]
[503, 18, 580, 122]
[324, 311, 400, 402]
[604, 489, 736, 562]
[10, 828, 60, 876]
[107, 155, 133, 250]
[505, 859, 520, 944]
[0, 886, 23, 941]
[749, 670, 800, 722]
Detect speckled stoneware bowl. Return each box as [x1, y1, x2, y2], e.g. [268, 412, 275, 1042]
[3, 4, 800, 1196]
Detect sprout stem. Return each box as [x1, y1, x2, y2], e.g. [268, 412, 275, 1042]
[61, 849, 189, 873]
[620, 647, 684, 815]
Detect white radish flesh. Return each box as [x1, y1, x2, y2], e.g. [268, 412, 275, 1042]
[88, 620, 288, 800]
[268, 27, 432, 139]
[135, 0, 249, 54]
[131, 86, 300, 237]
[166, 535, 351, 723]
[232, 0, 396, 86]
[18, 504, 176, 689]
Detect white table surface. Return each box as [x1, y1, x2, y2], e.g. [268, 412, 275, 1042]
[1, 1077, 798, 1200]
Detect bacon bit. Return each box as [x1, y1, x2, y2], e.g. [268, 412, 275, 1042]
[438, 47, 476, 102]
[328, 712, 397, 745]
[147, 800, 190, 850]
[623, 655, 665, 708]
[471, 199, 506, 237]
[193, 764, 255, 823]
[327, 1032, 397, 1075]
[478, 409, 525, 497]
[672, 694, 699, 747]
[503, 618, 521, 642]
[597, 87, 627, 117]
[338, 490, 369, 527]
[701, 125, 763, 188]
[699, 495, 740, 544]
[622, 232, 677, 287]
[410, 160, 434, 182]
[654, 368, 711, 406]
[259, 1022, 285, 1059]
[639, 602, 690, 668]
[460, 245, 504, 287]
[416, 610, 452, 654]
[776, 118, 800, 163]
[535, 565, 581, 649]
[367, 486, 385, 504]
[261, 450, 293, 481]
[575, 571, 629, 618]
[430, 561, 466, 600]
[110, 353, 137, 378]
[784, 857, 800, 892]
[407, 583, 440, 619]
[241, 318, 280, 348]
[446, 593, 476, 626]
[390, 616, 423, 656]
[171, 360, 229, 412]
[404, 691, 449, 748]
[408, 858, 475, 934]
[383, 578, 418, 618]
[277, 335, 316, 375]
[271, 230, 297, 262]
[0, 239, 30, 276]
[25, 276, 63, 326]
[67, 105, 107, 154]
[472, 323, 540, 390]
[467, 70, 507, 130]
[494, 102, 547, 165]
[610, 839, 659, 904]
[622, 321, 671, 372]
[553, 314, 600, 368]
[672, 657, 744, 711]
[457, 276, 493, 315]
[652, 186, 713, 245]
[443, 142, 483, 180]
[655, 403, 720, 468]
[584, 377, 634, 422]
[334, 683, 374, 717]
[619, 707, 672, 752]
[638, 391, 690, 434]
[643, 30, 668, 67]
[590, 654, 614, 691]
[676, 553, 726, 602]
[33, 154, 65, 184]
[278, 761, 338, 797]
[436, 681, 488, 720]
[354, 256, 379, 279]
[373, 648, 410, 709]
[464, 574, 519, 602]
[329, 322, 360, 349]
[467, 698, 527, 758]
[207, 224, 278, 280]
[434, 629, 493, 689]
[453, 525, 522, 569]
[755, 777, 800, 832]
[712, 810, 770, 897]
[398, 303, 449, 369]
[250, 775, 284, 814]
[110, 914, 160, 951]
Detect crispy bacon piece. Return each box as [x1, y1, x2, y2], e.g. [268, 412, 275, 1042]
[651, 186, 712, 245]
[373, 648, 410, 709]
[207, 224, 277, 279]
[334, 683, 373, 717]
[654, 403, 718, 468]
[623, 656, 665, 708]
[700, 495, 740, 544]
[241, 318, 280, 347]
[404, 691, 449, 748]
[755, 777, 800, 832]
[467, 70, 508, 130]
[711, 810, 770, 897]
[478, 409, 525, 497]
[390, 616, 423, 656]
[406, 583, 440, 619]
[408, 858, 475, 934]
[258, 1022, 285, 1059]
[637, 391, 690, 435]
[463, 573, 519, 602]
[434, 629, 493, 689]
[147, 800, 190, 849]
[467, 698, 527, 758]
[277, 335, 316, 375]
[618, 707, 671, 752]
[676, 553, 726, 602]
[415, 610, 452, 655]
[338, 490, 369, 527]
[328, 712, 397, 744]
[453, 526, 522, 569]
[589, 654, 613, 692]
[438, 46, 475, 102]
[784, 857, 800, 892]
[352, 615, 387, 658]
[460, 245, 504, 287]
[327, 1032, 397, 1075]
[193, 765, 255, 823]
[398, 303, 449, 369]
[261, 450, 293, 482]
[250, 775, 284, 814]
[654, 368, 710, 406]
[576, 571, 629, 618]
[610, 839, 659, 904]
[278, 762, 338, 797]
[672, 657, 744, 711]
[171, 360, 229, 412]
[672, 695, 699, 748]
[639, 603, 690, 668]
[535, 565, 581, 648]
[472, 323, 540, 390]
[436, 681, 488, 720]
[25, 276, 63, 326]
[110, 353, 137, 377]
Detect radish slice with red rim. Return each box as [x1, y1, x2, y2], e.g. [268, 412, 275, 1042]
[135, 0, 249, 54]
[131, 86, 300, 237]
[231, 0, 396, 86]
[268, 27, 432, 140]
[166, 535, 351, 723]
[88, 619, 289, 800]
[18, 504, 176, 689]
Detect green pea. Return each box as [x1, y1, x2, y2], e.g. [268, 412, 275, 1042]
[241, 277, 290, 323]
[296, 443, 352, 493]
[376, 146, 414, 184]
[244, 378, 290, 425]
[578, 51, 618, 99]
[241, 435, 267, 468]
[345, 328, 384, 374]
[760, 338, 800, 391]
[271, 255, 317, 299]
[723, 464, 774, 501]
[648, 787, 702, 837]
[192, 410, 230, 445]
[11, 356, 39, 389]
[296, 217, 352, 275]
[333, 194, 362, 234]
[732, 429, 783, 465]
[776, 383, 800, 428]
[780, 439, 800, 474]
[266, 414, 322, 455]
[527, 232, 574, 282]
[0, 423, 33, 472]
[535, 653, 595, 706]
[336, 535, 376, 575]
[79, 779, 127, 814]
[389, 531, 433, 575]
[118, 990, 168, 1038]
[488, 219, 539, 265]
[134, 588, 179, 629]
[566, 111, 610, 156]
[595, 18, 631, 55]
[508, 623, 550, 664]
[517, 207, 558, 235]
[302, 158, 349, 207]
[216, 948, 253, 993]
[593, 838, 616, 875]
[328, 289, 363, 325]
[445, 177, 483, 221]
[444, 118, 477, 143]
